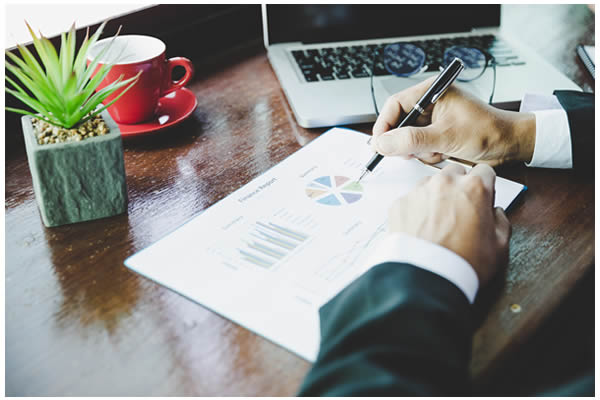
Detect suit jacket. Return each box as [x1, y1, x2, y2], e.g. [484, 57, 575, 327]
[298, 263, 474, 396]
[298, 263, 594, 396]
[554, 90, 594, 172]
[298, 91, 594, 396]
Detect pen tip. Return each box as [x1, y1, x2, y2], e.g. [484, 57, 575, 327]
[357, 170, 368, 183]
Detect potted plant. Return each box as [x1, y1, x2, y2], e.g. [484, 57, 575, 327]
[5, 21, 140, 227]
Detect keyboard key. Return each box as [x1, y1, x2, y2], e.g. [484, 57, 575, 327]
[336, 72, 350, 79]
[319, 73, 335, 81]
[373, 62, 390, 76]
[302, 70, 319, 82]
[292, 50, 306, 60]
[317, 66, 333, 75]
[351, 70, 369, 78]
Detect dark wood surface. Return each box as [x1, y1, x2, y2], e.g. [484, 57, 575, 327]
[5, 5, 595, 396]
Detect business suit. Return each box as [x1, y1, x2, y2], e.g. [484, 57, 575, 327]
[554, 91, 594, 172]
[298, 91, 594, 396]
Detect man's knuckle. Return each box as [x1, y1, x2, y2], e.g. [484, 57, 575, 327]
[464, 175, 487, 195]
[386, 95, 401, 109]
[390, 92, 402, 102]
[478, 163, 495, 174]
[408, 128, 425, 148]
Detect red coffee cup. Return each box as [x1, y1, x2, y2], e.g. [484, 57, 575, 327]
[88, 35, 194, 124]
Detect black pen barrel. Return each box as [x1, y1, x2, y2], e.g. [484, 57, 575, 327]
[397, 107, 422, 129]
[365, 153, 384, 172]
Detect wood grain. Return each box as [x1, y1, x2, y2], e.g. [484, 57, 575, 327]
[5, 4, 594, 395]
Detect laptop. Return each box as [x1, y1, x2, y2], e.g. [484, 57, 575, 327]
[263, 5, 580, 128]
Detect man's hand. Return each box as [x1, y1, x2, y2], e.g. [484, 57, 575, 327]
[371, 78, 537, 166]
[388, 163, 511, 286]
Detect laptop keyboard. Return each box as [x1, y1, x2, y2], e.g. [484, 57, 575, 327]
[291, 34, 525, 83]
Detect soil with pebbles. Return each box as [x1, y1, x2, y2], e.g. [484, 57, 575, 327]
[32, 114, 110, 145]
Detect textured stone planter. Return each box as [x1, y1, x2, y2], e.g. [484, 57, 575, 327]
[21, 110, 128, 227]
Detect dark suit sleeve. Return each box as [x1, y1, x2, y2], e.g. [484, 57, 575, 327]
[553, 90, 594, 172]
[298, 263, 474, 396]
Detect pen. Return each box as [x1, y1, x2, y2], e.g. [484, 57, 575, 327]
[357, 57, 465, 182]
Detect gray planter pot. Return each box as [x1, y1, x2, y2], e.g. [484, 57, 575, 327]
[21, 110, 128, 227]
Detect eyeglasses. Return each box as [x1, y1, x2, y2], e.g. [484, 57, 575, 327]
[369, 43, 497, 117]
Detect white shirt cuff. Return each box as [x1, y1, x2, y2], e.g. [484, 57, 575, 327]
[520, 94, 573, 169]
[365, 232, 479, 303]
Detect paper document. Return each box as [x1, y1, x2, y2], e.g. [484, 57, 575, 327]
[125, 127, 525, 361]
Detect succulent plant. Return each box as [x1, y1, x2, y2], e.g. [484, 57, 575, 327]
[5, 21, 139, 129]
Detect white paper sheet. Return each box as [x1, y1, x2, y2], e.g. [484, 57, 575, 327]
[125, 127, 525, 361]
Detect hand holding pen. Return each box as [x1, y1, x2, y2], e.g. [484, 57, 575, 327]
[358, 58, 465, 182]
[367, 62, 538, 170]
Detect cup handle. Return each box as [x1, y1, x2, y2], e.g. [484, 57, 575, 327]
[163, 57, 194, 95]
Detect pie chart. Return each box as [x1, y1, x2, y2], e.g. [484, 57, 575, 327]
[305, 175, 363, 206]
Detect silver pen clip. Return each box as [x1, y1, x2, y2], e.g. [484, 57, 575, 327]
[430, 59, 465, 104]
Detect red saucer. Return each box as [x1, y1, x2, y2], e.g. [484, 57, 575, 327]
[116, 87, 198, 137]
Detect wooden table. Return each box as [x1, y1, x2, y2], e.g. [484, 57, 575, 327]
[5, 5, 595, 396]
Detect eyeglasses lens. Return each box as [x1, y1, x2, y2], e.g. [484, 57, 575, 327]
[443, 46, 487, 81]
[383, 43, 426, 77]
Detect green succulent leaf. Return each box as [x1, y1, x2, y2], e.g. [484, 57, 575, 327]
[62, 71, 78, 100]
[60, 23, 76, 80]
[78, 72, 140, 125]
[40, 35, 63, 86]
[78, 71, 139, 118]
[5, 87, 62, 126]
[6, 49, 38, 80]
[12, 44, 65, 109]
[25, 21, 62, 90]
[73, 22, 106, 79]
[5, 107, 58, 127]
[77, 63, 114, 104]
[15, 43, 46, 80]
[78, 25, 122, 91]
[5, 61, 65, 118]
[5, 21, 138, 129]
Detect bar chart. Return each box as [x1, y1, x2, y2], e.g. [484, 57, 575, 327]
[238, 221, 310, 269]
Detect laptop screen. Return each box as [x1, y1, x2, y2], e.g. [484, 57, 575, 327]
[266, 5, 501, 45]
